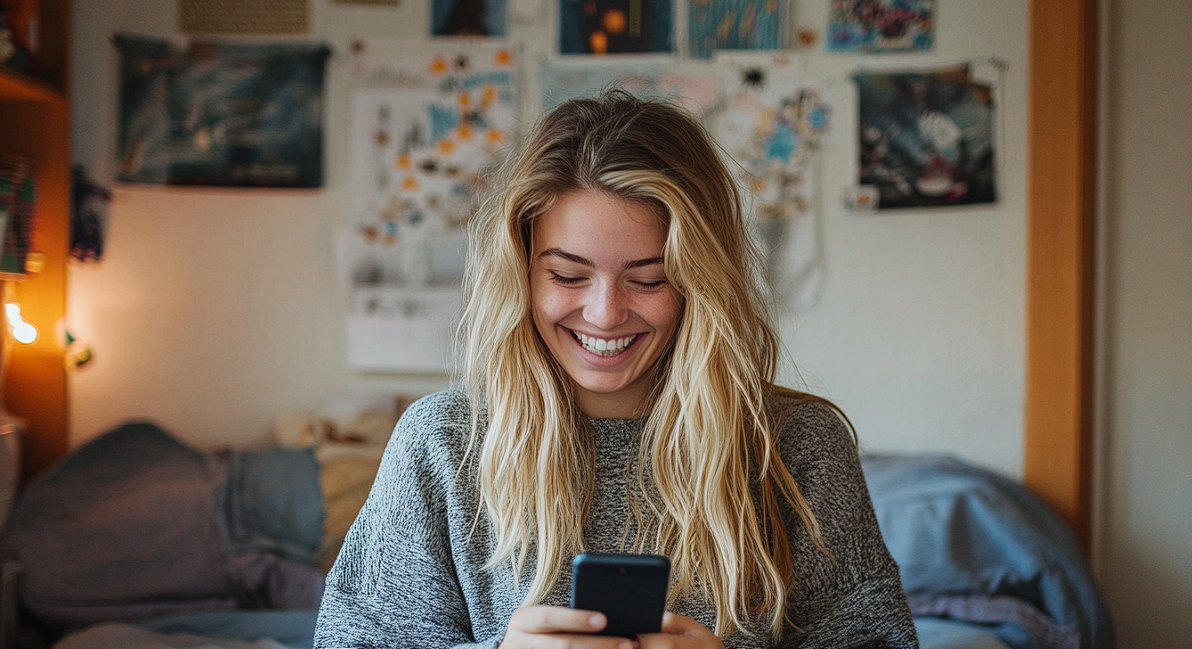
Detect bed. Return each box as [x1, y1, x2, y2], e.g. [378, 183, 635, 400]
[0, 414, 1113, 649]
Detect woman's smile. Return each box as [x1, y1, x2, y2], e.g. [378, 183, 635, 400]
[570, 329, 639, 356]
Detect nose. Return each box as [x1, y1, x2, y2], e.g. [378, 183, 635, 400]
[583, 281, 629, 330]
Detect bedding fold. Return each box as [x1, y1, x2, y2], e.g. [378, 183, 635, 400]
[862, 454, 1114, 649]
[1, 421, 326, 634]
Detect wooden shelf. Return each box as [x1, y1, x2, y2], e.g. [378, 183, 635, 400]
[0, 67, 65, 103]
[0, 0, 70, 483]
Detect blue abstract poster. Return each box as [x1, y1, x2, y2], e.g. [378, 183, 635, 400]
[114, 34, 330, 187]
[688, 0, 781, 60]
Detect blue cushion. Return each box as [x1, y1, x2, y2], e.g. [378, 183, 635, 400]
[862, 455, 1114, 649]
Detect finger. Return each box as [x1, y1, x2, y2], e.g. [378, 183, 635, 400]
[662, 615, 691, 634]
[645, 613, 720, 647]
[508, 605, 609, 635]
[501, 628, 638, 649]
[501, 633, 637, 649]
[659, 612, 700, 634]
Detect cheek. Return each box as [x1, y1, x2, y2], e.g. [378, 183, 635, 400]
[643, 292, 683, 332]
[529, 280, 566, 324]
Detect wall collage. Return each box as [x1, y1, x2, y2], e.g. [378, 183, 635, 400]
[108, 1, 998, 372]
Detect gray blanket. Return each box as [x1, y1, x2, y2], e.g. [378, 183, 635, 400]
[1, 422, 325, 633]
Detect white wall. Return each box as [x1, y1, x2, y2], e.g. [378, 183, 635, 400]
[782, 2, 1027, 475]
[1097, 1, 1192, 647]
[68, 0, 1029, 479]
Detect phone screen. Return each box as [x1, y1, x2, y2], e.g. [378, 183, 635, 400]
[569, 552, 670, 637]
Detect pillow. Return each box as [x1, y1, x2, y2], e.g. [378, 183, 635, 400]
[3, 422, 326, 633]
[3, 423, 238, 630]
[218, 445, 324, 566]
[315, 455, 382, 572]
[861, 455, 1114, 649]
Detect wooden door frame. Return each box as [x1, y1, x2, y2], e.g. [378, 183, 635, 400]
[1024, 0, 1098, 547]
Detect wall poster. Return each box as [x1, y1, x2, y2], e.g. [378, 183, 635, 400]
[114, 34, 329, 187]
[559, 0, 673, 55]
[853, 65, 996, 210]
[432, 0, 507, 36]
[827, 0, 935, 53]
[714, 52, 832, 311]
[178, 0, 310, 35]
[538, 57, 718, 117]
[342, 38, 518, 371]
[688, 0, 783, 60]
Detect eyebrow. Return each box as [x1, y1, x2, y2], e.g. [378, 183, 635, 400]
[539, 248, 664, 270]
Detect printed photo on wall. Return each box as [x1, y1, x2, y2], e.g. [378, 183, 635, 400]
[559, 0, 673, 55]
[827, 0, 934, 53]
[432, 0, 507, 37]
[854, 65, 996, 210]
[346, 38, 517, 290]
[539, 57, 718, 117]
[340, 38, 518, 371]
[113, 34, 330, 187]
[688, 0, 782, 60]
[714, 52, 833, 310]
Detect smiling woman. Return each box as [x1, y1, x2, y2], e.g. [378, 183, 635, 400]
[315, 91, 918, 649]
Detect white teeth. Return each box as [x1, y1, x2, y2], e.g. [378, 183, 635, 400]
[573, 331, 637, 356]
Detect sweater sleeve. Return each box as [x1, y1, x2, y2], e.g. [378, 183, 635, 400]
[313, 392, 502, 649]
[776, 398, 919, 649]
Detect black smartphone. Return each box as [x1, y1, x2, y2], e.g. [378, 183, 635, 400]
[569, 552, 670, 637]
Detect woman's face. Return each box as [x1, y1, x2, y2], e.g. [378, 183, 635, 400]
[529, 189, 682, 419]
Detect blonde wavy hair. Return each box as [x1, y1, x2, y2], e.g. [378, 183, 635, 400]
[459, 90, 831, 640]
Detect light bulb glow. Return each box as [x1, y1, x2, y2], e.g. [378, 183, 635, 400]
[5, 302, 37, 344]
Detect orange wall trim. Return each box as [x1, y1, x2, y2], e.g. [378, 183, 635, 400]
[1025, 0, 1098, 547]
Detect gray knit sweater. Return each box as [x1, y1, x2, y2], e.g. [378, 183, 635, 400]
[314, 389, 918, 648]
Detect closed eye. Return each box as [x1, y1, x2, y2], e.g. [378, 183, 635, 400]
[633, 279, 668, 290]
[549, 272, 584, 286]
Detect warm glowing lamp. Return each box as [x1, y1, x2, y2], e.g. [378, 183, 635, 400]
[4, 302, 37, 345]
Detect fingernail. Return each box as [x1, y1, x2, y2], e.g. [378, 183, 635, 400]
[589, 614, 604, 628]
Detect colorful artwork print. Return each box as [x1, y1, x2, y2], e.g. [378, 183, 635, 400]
[854, 67, 996, 209]
[688, 0, 781, 60]
[347, 40, 517, 289]
[432, 0, 506, 37]
[539, 59, 718, 118]
[114, 35, 329, 187]
[715, 53, 832, 309]
[827, 0, 934, 53]
[559, 0, 673, 55]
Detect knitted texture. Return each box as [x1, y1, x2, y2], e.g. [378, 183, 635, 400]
[315, 389, 918, 648]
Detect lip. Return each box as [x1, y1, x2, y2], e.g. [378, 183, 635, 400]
[565, 327, 645, 364]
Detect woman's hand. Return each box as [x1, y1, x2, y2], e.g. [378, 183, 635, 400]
[500, 605, 638, 649]
[500, 608, 723, 649]
[636, 613, 726, 649]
